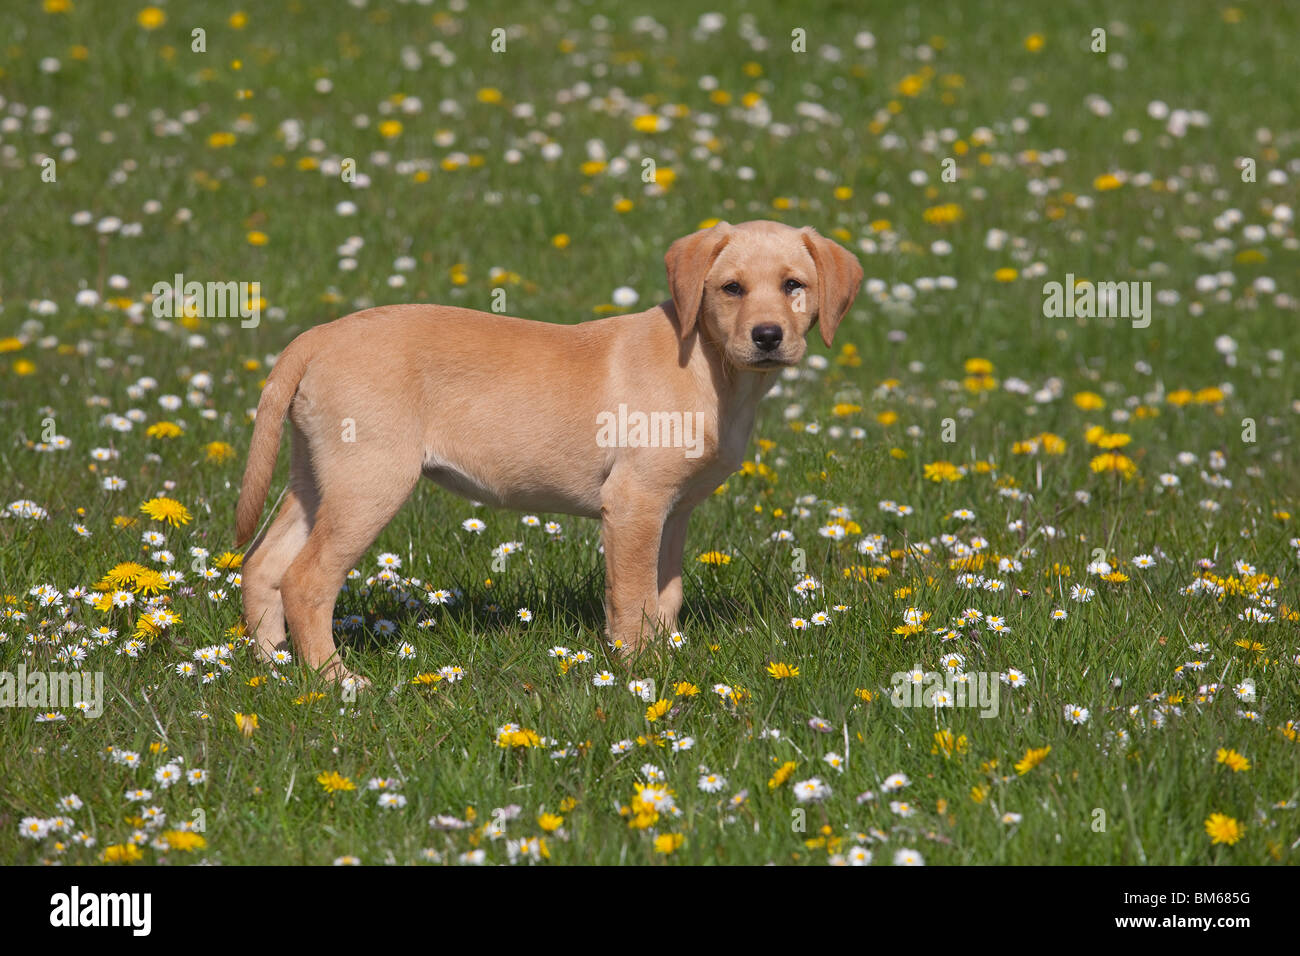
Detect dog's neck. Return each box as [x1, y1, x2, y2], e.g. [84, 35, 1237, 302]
[690, 321, 779, 421]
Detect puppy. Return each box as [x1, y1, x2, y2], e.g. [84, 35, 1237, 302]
[236, 220, 863, 683]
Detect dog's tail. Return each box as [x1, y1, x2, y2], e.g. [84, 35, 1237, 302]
[234, 336, 314, 548]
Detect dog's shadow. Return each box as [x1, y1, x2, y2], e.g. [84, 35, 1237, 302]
[334, 555, 774, 654]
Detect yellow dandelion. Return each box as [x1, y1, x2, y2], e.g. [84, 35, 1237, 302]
[1204, 813, 1244, 846]
[317, 771, 355, 793]
[1014, 745, 1051, 775]
[1215, 748, 1251, 772]
[136, 6, 166, 30]
[140, 497, 192, 527]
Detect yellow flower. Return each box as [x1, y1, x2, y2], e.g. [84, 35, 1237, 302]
[246, 230, 268, 246]
[378, 119, 403, 139]
[674, 681, 700, 697]
[896, 74, 924, 97]
[876, 410, 898, 426]
[768, 760, 797, 790]
[0, 337, 23, 352]
[476, 87, 503, 104]
[923, 203, 964, 225]
[931, 729, 968, 758]
[411, 672, 443, 685]
[317, 771, 355, 793]
[970, 785, 988, 803]
[102, 843, 144, 863]
[1167, 388, 1194, 406]
[766, 661, 798, 680]
[234, 712, 259, 737]
[146, 420, 183, 438]
[140, 497, 192, 527]
[1215, 748, 1251, 772]
[923, 460, 963, 482]
[497, 726, 542, 748]
[228, 11, 248, 28]
[1093, 173, 1123, 191]
[1073, 391, 1106, 410]
[1040, 432, 1067, 455]
[832, 403, 862, 417]
[645, 699, 671, 722]
[1014, 745, 1051, 775]
[1204, 813, 1244, 846]
[993, 267, 1018, 282]
[1090, 452, 1137, 480]
[204, 441, 236, 463]
[632, 114, 662, 133]
[697, 551, 731, 566]
[834, 186, 853, 201]
[44, 0, 73, 11]
[551, 233, 570, 249]
[1195, 386, 1225, 404]
[653, 833, 684, 854]
[13, 359, 36, 375]
[162, 830, 207, 852]
[854, 688, 874, 702]
[136, 6, 166, 30]
[1024, 33, 1045, 52]
[537, 813, 563, 832]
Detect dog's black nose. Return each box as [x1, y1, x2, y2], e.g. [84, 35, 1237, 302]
[751, 324, 783, 351]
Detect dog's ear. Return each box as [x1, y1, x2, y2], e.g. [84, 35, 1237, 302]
[800, 228, 864, 347]
[664, 221, 732, 338]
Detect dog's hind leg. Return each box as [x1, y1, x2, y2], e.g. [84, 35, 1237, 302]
[240, 429, 320, 661]
[280, 456, 420, 684]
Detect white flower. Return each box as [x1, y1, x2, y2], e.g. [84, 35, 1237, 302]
[793, 778, 831, 802]
[698, 773, 727, 793]
[882, 772, 910, 792]
[1063, 704, 1090, 725]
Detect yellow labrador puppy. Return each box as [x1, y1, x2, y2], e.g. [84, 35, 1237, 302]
[236, 220, 862, 684]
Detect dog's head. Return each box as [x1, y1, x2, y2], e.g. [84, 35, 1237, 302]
[664, 220, 864, 370]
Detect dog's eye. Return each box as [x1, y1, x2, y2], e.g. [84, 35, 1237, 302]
[783, 279, 804, 294]
[722, 281, 744, 296]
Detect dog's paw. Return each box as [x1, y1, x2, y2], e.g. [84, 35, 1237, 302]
[322, 662, 371, 696]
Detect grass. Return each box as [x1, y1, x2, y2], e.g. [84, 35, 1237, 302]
[1, 0, 1298, 865]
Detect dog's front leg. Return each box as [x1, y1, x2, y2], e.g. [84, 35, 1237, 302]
[600, 484, 668, 659]
[656, 509, 691, 631]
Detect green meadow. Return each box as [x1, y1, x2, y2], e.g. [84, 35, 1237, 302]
[2, 0, 1298, 864]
